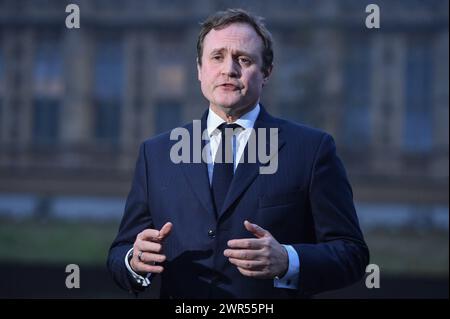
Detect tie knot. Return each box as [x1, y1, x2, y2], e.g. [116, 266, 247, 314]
[217, 123, 242, 134]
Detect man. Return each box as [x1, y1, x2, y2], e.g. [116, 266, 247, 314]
[107, 8, 369, 298]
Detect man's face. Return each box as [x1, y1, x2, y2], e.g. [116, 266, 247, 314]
[197, 23, 271, 117]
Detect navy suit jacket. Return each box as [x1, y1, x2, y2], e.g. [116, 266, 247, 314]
[107, 106, 369, 298]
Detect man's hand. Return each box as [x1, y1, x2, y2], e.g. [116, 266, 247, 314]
[130, 222, 173, 275]
[224, 220, 288, 279]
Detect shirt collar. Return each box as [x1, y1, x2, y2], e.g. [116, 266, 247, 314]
[207, 103, 260, 137]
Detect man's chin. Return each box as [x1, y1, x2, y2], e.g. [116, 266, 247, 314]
[215, 103, 240, 113]
[217, 103, 256, 117]
[217, 104, 236, 110]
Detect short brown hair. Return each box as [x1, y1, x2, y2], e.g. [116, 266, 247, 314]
[197, 8, 274, 77]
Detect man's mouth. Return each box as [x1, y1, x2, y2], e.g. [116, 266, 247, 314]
[218, 83, 241, 91]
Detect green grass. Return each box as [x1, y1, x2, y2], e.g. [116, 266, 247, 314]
[0, 218, 120, 265]
[364, 228, 449, 277]
[0, 218, 448, 276]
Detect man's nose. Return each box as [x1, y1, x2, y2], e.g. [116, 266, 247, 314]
[221, 57, 239, 77]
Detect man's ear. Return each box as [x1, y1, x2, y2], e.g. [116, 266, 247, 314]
[262, 64, 273, 86]
[197, 57, 202, 82]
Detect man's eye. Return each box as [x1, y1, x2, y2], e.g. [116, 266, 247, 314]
[212, 55, 223, 61]
[239, 57, 252, 65]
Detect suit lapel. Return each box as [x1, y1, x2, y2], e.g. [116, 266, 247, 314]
[179, 110, 217, 219]
[218, 106, 286, 220]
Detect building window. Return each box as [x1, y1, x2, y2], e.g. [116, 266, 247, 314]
[155, 64, 185, 98]
[280, 101, 321, 128]
[154, 33, 186, 98]
[93, 37, 123, 144]
[277, 31, 319, 127]
[155, 100, 181, 134]
[33, 33, 63, 145]
[342, 37, 371, 150]
[403, 37, 433, 153]
[151, 34, 185, 135]
[33, 99, 60, 143]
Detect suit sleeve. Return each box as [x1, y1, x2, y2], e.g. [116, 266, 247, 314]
[293, 133, 370, 296]
[107, 142, 153, 293]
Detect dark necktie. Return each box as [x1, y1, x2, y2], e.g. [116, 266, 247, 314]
[211, 123, 242, 214]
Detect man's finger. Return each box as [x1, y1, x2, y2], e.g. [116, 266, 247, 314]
[135, 263, 165, 274]
[136, 241, 162, 254]
[227, 238, 263, 249]
[136, 251, 166, 264]
[244, 220, 270, 238]
[223, 248, 259, 260]
[236, 267, 262, 278]
[228, 257, 265, 270]
[158, 222, 173, 240]
[138, 228, 161, 241]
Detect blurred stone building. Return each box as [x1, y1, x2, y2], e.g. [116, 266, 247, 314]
[0, 0, 448, 222]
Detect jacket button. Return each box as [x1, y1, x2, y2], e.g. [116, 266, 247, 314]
[207, 229, 216, 238]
